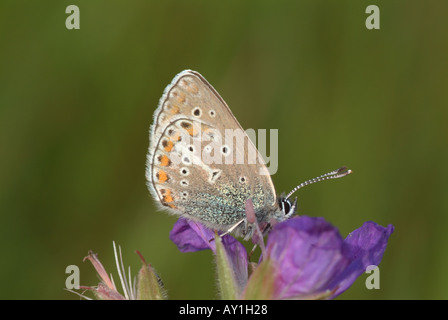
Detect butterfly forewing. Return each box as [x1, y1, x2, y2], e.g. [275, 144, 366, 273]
[146, 70, 277, 231]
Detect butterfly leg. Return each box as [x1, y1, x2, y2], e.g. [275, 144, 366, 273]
[220, 218, 246, 238]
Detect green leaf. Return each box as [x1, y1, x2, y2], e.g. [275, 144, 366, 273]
[214, 234, 239, 300]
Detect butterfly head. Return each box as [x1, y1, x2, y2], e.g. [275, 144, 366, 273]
[275, 195, 297, 222]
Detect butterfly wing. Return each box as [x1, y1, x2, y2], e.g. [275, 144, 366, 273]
[146, 70, 278, 231]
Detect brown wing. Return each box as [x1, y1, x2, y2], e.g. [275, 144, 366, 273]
[146, 70, 277, 230]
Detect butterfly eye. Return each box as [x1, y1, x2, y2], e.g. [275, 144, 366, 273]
[279, 198, 292, 215]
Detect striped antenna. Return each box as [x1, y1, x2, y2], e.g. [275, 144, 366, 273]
[285, 166, 352, 200]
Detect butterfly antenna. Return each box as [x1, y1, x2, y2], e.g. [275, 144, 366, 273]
[285, 166, 352, 200]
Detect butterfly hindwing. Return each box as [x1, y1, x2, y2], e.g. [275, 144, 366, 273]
[146, 70, 277, 231]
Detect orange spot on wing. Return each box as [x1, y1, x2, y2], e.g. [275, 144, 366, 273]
[159, 155, 171, 167]
[164, 194, 173, 203]
[164, 140, 174, 152]
[162, 189, 176, 208]
[157, 170, 169, 183]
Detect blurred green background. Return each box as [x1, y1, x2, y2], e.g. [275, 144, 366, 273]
[0, 0, 447, 299]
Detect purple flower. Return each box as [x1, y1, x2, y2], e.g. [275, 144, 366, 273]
[169, 216, 394, 299]
[265, 216, 394, 299]
[169, 218, 217, 253]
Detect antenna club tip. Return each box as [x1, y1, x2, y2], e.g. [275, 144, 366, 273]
[337, 166, 352, 176]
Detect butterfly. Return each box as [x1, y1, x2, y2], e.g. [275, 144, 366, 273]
[146, 70, 351, 240]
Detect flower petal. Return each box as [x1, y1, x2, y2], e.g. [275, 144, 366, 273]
[265, 216, 394, 299]
[266, 216, 349, 299]
[169, 218, 215, 252]
[83, 250, 116, 291]
[329, 221, 394, 298]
